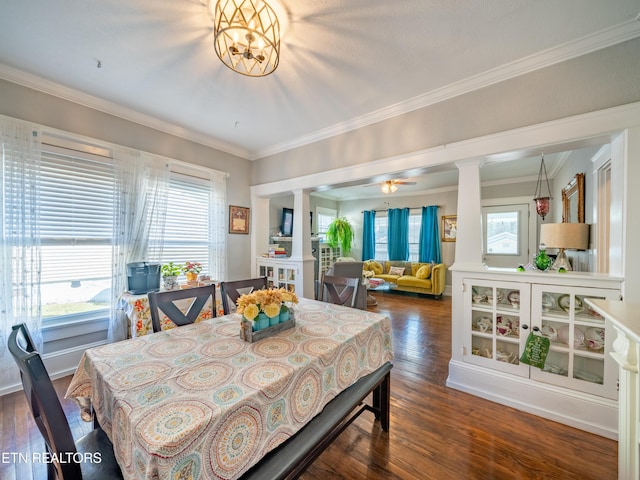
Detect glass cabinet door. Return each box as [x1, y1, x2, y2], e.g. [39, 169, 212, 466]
[530, 284, 619, 399]
[464, 279, 530, 377]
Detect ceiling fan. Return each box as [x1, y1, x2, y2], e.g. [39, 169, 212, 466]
[365, 179, 417, 193]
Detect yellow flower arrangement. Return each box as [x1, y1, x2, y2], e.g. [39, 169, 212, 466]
[236, 288, 299, 321]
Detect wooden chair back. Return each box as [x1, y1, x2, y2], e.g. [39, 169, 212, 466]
[9, 323, 123, 479]
[220, 277, 268, 314]
[148, 284, 216, 333]
[321, 275, 360, 308]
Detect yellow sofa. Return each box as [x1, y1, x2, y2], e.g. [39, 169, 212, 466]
[364, 260, 446, 298]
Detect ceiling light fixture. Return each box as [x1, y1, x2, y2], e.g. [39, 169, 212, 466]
[381, 181, 398, 194]
[212, 0, 280, 77]
[533, 153, 552, 220]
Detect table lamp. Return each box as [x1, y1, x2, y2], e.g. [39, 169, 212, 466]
[539, 223, 590, 271]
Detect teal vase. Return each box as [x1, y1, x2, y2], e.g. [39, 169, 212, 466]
[535, 247, 552, 271]
[257, 313, 269, 330]
[280, 308, 290, 323]
[269, 314, 279, 326]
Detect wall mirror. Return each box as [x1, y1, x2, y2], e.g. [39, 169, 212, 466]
[562, 172, 585, 223]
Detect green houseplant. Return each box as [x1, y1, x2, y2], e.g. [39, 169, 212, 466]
[325, 217, 354, 254]
[161, 262, 182, 290]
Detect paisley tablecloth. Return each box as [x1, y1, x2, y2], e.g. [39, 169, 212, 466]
[119, 286, 224, 338]
[66, 298, 394, 480]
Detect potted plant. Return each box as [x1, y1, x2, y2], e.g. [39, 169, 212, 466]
[183, 261, 202, 283]
[325, 217, 354, 254]
[161, 262, 181, 290]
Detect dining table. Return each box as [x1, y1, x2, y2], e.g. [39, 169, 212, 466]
[65, 298, 394, 480]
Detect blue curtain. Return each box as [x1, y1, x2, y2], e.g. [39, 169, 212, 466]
[387, 208, 409, 260]
[419, 206, 441, 263]
[362, 210, 376, 260]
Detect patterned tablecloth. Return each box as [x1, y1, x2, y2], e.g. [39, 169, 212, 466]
[66, 298, 394, 480]
[119, 285, 224, 338]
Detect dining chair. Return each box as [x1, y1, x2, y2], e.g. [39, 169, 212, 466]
[220, 277, 268, 314]
[148, 284, 216, 333]
[321, 275, 360, 308]
[8, 323, 123, 480]
[325, 261, 368, 309]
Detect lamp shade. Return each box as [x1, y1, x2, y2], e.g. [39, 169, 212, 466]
[540, 223, 589, 250]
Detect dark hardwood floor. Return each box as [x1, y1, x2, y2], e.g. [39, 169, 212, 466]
[1, 292, 616, 479]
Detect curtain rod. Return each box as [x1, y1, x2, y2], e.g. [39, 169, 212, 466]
[361, 205, 442, 213]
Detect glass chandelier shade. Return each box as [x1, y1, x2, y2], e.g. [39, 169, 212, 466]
[381, 181, 398, 194]
[213, 0, 280, 77]
[533, 155, 552, 219]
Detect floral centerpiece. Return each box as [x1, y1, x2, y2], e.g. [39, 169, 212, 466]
[236, 288, 298, 334]
[183, 261, 202, 283]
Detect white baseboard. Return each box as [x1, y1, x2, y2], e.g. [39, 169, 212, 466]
[1, 339, 107, 397]
[446, 359, 618, 440]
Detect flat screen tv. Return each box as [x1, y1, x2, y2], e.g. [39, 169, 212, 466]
[281, 208, 293, 236]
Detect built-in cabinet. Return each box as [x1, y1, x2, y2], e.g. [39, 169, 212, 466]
[257, 257, 300, 292]
[450, 268, 623, 438]
[318, 244, 341, 280]
[464, 280, 618, 399]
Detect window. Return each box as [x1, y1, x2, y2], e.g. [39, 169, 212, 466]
[408, 211, 421, 261]
[156, 170, 215, 279]
[374, 210, 421, 261]
[374, 215, 388, 260]
[315, 207, 336, 241]
[485, 211, 519, 254]
[19, 135, 226, 324]
[39, 143, 115, 320]
[482, 204, 530, 268]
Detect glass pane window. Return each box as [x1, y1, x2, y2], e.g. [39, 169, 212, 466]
[316, 207, 336, 241]
[408, 213, 420, 261]
[374, 215, 388, 261]
[39, 146, 114, 319]
[154, 172, 213, 279]
[486, 211, 519, 255]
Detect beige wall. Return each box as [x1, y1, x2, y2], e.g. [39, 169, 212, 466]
[251, 37, 640, 185]
[0, 78, 253, 279]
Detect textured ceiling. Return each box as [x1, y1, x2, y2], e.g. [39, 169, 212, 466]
[0, 0, 638, 162]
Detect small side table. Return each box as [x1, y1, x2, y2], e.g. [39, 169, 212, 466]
[366, 278, 384, 307]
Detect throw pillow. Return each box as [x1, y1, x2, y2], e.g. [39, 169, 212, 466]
[370, 261, 383, 275]
[388, 266, 405, 276]
[416, 265, 431, 279]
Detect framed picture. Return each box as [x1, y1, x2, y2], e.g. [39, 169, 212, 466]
[442, 215, 457, 242]
[229, 205, 250, 234]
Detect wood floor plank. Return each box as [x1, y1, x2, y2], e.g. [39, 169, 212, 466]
[0, 292, 617, 479]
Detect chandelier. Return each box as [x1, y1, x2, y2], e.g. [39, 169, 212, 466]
[533, 153, 552, 219]
[212, 0, 280, 77]
[381, 181, 398, 194]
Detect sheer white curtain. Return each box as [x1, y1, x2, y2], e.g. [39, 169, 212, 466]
[209, 169, 227, 282]
[109, 149, 169, 342]
[0, 117, 42, 386]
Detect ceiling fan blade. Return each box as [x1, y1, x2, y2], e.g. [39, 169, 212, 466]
[395, 181, 417, 185]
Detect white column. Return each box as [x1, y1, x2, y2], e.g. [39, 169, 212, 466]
[291, 189, 315, 298]
[250, 195, 270, 278]
[451, 158, 485, 271]
[611, 325, 639, 479]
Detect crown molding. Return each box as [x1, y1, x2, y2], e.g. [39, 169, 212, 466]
[253, 18, 640, 160]
[0, 64, 251, 160]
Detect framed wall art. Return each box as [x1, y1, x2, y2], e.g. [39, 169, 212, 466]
[442, 215, 457, 242]
[229, 205, 250, 234]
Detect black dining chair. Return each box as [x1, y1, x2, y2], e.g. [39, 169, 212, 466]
[220, 277, 268, 315]
[8, 323, 123, 480]
[148, 284, 217, 333]
[321, 275, 360, 308]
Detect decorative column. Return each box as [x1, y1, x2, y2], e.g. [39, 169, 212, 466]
[452, 158, 485, 271]
[291, 189, 315, 298]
